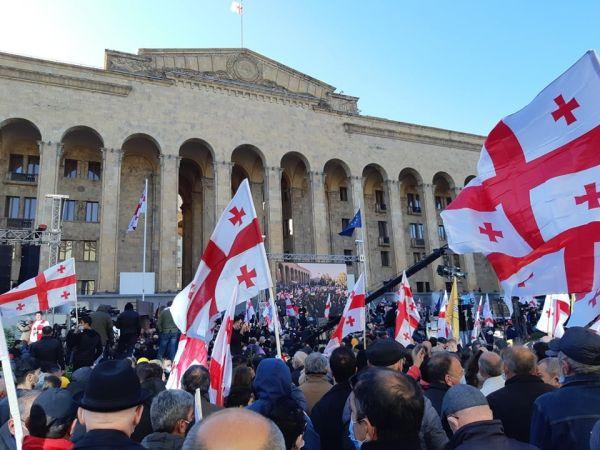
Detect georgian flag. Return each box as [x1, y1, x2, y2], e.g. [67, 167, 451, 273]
[482, 294, 494, 327]
[437, 291, 451, 339]
[285, 298, 298, 317]
[209, 286, 238, 406]
[394, 272, 420, 346]
[471, 296, 484, 341]
[261, 300, 276, 332]
[567, 242, 600, 327]
[165, 334, 208, 389]
[170, 179, 273, 342]
[441, 51, 600, 297]
[324, 294, 331, 319]
[0, 258, 77, 317]
[230, 1, 243, 14]
[245, 298, 256, 323]
[127, 183, 147, 232]
[324, 274, 365, 356]
[536, 294, 571, 338]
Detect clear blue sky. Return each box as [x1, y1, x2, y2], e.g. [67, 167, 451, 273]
[1, 1, 598, 135]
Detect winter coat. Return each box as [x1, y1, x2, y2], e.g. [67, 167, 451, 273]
[300, 374, 331, 414]
[74, 429, 145, 450]
[116, 310, 141, 336]
[22, 436, 73, 450]
[362, 436, 422, 450]
[71, 329, 103, 369]
[311, 380, 352, 450]
[132, 378, 166, 443]
[445, 420, 538, 450]
[140, 432, 184, 450]
[90, 307, 114, 346]
[30, 336, 64, 370]
[487, 374, 555, 443]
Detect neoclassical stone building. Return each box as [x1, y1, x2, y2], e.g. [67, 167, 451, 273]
[0, 48, 499, 297]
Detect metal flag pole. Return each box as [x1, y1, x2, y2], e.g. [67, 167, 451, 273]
[357, 212, 368, 349]
[142, 178, 148, 302]
[0, 312, 23, 450]
[268, 286, 282, 359]
[240, 0, 244, 48]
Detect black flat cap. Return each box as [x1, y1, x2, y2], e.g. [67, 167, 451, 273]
[366, 339, 406, 367]
[548, 326, 600, 365]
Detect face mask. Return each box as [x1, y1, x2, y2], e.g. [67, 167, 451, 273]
[349, 420, 366, 450]
[460, 374, 467, 385]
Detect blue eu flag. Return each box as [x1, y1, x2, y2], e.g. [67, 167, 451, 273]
[339, 209, 362, 236]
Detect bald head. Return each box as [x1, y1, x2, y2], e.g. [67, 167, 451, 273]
[183, 409, 285, 450]
[478, 351, 503, 379]
[501, 346, 537, 379]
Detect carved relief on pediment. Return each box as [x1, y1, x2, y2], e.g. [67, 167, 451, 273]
[226, 54, 262, 83]
[107, 55, 161, 78]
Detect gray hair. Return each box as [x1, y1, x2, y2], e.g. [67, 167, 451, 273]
[478, 351, 503, 378]
[292, 351, 308, 370]
[558, 351, 600, 375]
[304, 352, 328, 375]
[537, 357, 560, 378]
[150, 389, 194, 433]
[501, 346, 537, 376]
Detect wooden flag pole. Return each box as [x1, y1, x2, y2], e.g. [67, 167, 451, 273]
[0, 312, 23, 450]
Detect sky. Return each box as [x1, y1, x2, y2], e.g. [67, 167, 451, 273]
[0, 1, 598, 135]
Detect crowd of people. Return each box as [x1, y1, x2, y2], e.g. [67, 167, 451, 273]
[0, 291, 599, 450]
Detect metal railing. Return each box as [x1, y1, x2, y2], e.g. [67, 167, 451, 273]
[4, 218, 34, 229]
[8, 172, 38, 183]
[407, 204, 422, 215]
[375, 203, 387, 213]
[411, 237, 426, 248]
[378, 236, 390, 246]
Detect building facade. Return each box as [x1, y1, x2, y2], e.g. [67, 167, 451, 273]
[0, 48, 499, 296]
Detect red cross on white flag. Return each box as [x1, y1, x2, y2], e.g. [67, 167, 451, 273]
[324, 294, 331, 319]
[394, 272, 420, 346]
[0, 258, 77, 317]
[127, 183, 147, 232]
[170, 179, 272, 342]
[324, 274, 365, 356]
[471, 296, 484, 342]
[230, 1, 243, 15]
[165, 334, 208, 389]
[437, 291, 452, 339]
[441, 50, 600, 302]
[536, 294, 571, 338]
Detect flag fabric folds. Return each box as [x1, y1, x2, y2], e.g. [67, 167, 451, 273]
[441, 51, 600, 297]
[482, 294, 494, 327]
[127, 183, 147, 232]
[569, 289, 600, 327]
[445, 278, 460, 340]
[437, 291, 451, 339]
[324, 294, 331, 319]
[230, 1, 243, 15]
[170, 179, 272, 342]
[536, 294, 571, 338]
[339, 210, 362, 236]
[165, 334, 208, 389]
[245, 298, 256, 323]
[471, 296, 483, 341]
[324, 274, 365, 356]
[0, 258, 77, 317]
[394, 272, 420, 346]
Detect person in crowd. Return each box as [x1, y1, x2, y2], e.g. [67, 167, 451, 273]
[29, 312, 49, 344]
[478, 351, 505, 396]
[181, 409, 285, 450]
[66, 368, 92, 399]
[89, 305, 114, 353]
[132, 363, 166, 442]
[423, 352, 463, 417]
[290, 352, 308, 387]
[441, 384, 537, 450]
[536, 357, 561, 388]
[487, 346, 555, 443]
[181, 365, 222, 418]
[116, 303, 141, 358]
[350, 367, 424, 450]
[41, 375, 61, 390]
[267, 397, 305, 450]
[230, 315, 249, 357]
[463, 348, 483, 388]
[29, 326, 64, 372]
[141, 389, 193, 450]
[0, 390, 40, 450]
[24, 388, 77, 450]
[74, 360, 151, 450]
[299, 352, 331, 414]
[0, 357, 40, 425]
[530, 327, 600, 450]
[156, 302, 180, 361]
[311, 347, 356, 450]
[70, 316, 103, 370]
[225, 366, 255, 408]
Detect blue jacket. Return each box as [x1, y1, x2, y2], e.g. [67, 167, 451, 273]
[530, 373, 600, 450]
[247, 358, 320, 450]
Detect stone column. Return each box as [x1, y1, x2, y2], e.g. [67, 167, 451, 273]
[422, 183, 444, 289]
[36, 141, 63, 271]
[158, 154, 179, 292]
[310, 170, 329, 255]
[201, 177, 215, 253]
[214, 160, 233, 219]
[265, 166, 283, 255]
[350, 176, 370, 286]
[386, 179, 408, 273]
[97, 148, 122, 292]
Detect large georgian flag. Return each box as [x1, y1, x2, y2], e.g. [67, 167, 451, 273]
[536, 294, 571, 338]
[441, 51, 600, 297]
[394, 272, 420, 346]
[171, 179, 272, 341]
[165, 334, 208, 389]
[324, 274, 365, 356]
[0, 258, 77, 316]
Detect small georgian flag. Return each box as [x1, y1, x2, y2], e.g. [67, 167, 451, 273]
[230, 1, 243, 15]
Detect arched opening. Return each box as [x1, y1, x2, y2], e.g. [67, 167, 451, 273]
[433, 172, 455, 212]
[324, 159, 353, 257]
[464, 175, 477, 186]
[178, 139, 214, 288]
[231, 145, 266, 234]
[280, 152, 312, 254]
[117, 135, 161, 281]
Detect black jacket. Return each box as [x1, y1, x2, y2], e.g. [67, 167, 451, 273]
[140, 432, 184, 450]
[73, 429, 145, 450]
[362, 436, 421, 450]
[423, 383, 449, 418]
[71, 329, 103, 369]
[487, 374, 555, 443]
[131, 378, 166, 443]
[311, 380, 352, 450]
[116, 310, 141, 336]
[445, 420, 538, 450]
[30, 336, 64, 370]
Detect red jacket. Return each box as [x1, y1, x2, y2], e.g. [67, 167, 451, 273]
[23, 435, 73, 450]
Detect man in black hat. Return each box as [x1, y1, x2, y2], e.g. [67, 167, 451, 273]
[25, 387, 77, 449]
[530, 326, 600, 450]
[74, 360, 152, 450]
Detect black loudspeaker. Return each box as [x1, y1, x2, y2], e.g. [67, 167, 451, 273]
[0, 245, 12, 294]
[19, 245, 40, 284]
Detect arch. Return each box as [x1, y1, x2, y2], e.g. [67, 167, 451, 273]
[122, 133, 162, 155]
[362, 163, 388, 195]
[432, 171, 456, 191]
[464, 175, 477, 186]
[0, 118, 42, 139]
[281, 152, 310, 189]
[399, 167, 423, 187]
[60, 125, 104, 147]
[280, 152, 312, 254]
[179, 139, 214, 178]
[323, 159, 351, 191]
[231, 144, 266, 169]
[122, 134, 161, 170]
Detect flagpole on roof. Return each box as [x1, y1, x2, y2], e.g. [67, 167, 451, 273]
[240, 0, 244, 48]
[142, 178, 148, 302]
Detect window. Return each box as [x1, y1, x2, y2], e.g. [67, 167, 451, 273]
[407, 193, 421, 213]
[62, 200, 76, 221]
[341, 218, 350, 230]
[377, 221, 388, 237]
[85, 202, 99, 222]
[83, 241, 97, 261]
[9, 155, 23, 174]
[413, 252, 422, 264]
[339, 186, 348, 202]
[375, 190, 385, 207]
[409, 223, 424, 239]
[416, 282, 431, 293]
[435, 196, 444, 210]
[87, 161, 101, 181]
[58, 240, 73, 261]
[23, 198, 36, 220]
[6, 197, 20, 218]
[453, 254, 460, 268]
[78, 280, 95, 295]
[381, 251, 390, 267]
[64, 159, 78, 178]
[438, 224, 446, 240]
[27, 156, 40, 175]
[344, 249, 353, 266]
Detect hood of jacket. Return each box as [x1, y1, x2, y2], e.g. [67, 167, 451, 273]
[248, 358, 292, 414]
